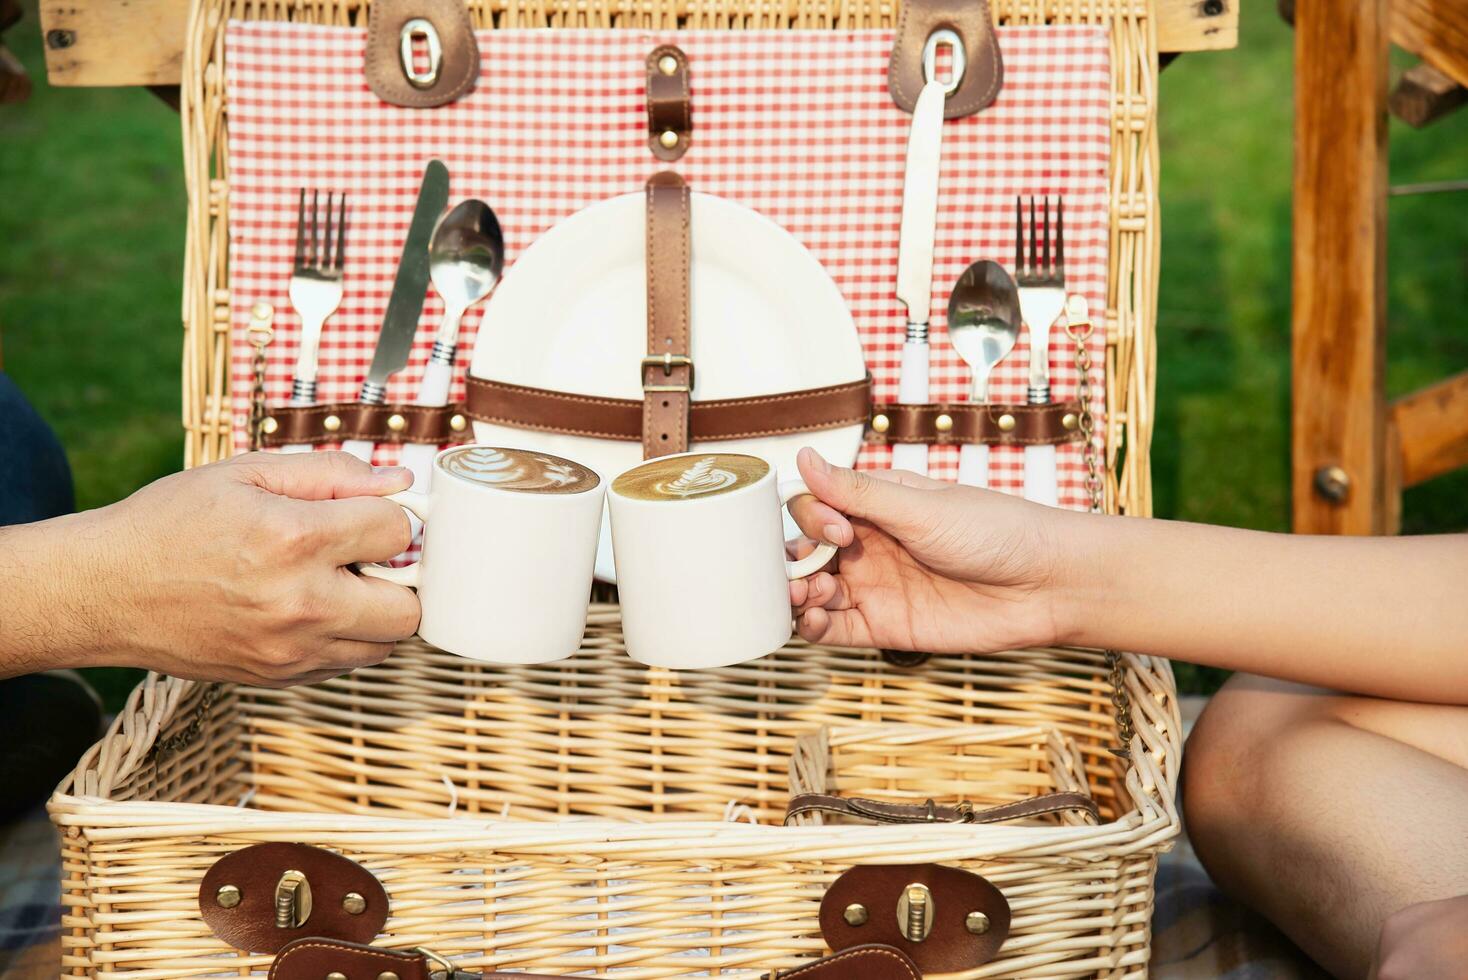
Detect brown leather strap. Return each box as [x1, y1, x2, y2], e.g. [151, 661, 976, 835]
[365, 0, 480, 109]
[785, 791, 1099, 825]
[271, 938, 562, 979]
[646, 45, 691, 161]
[768, 944, 921, 980]
[465, 376, 871, 442]
[642, 171, 693, 458]
[888, 0, 1003, 119]
[272, 937, 919, 980]
[871, 400, 1084, 446]
[258, 402, 470, 448]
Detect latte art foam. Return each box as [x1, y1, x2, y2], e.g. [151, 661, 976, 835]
[438, 446, 599, 494]
[613, 453, 769, 502]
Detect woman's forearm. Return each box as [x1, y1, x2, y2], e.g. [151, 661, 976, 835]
[1055, 514, 1468, 704]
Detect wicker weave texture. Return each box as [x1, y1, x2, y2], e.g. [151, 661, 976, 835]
[50, 0, 1176, 975]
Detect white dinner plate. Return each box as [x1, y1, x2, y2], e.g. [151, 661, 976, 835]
[469, 190, 866, 582]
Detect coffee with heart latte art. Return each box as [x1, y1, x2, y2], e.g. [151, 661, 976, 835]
[437, 446, 600, 494]
[612, 453, 770, 502]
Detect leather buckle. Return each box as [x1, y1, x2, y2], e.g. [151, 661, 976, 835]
[641, 353, 695, 393]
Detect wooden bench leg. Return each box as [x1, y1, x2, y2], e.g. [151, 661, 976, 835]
[1291, 0, 1391, 534]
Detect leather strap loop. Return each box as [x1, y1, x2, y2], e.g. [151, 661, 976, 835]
[258, 402, 468, 447]
[364, 0, 480, 108]
[888, 0, 1003, 119]
[646, 45, 691, 161]
[642, 171, 693, 458]
[871, 400, 1084, 446]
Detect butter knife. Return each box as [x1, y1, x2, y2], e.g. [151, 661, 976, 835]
[341, 159, 450, 462]
[890, 78, 946, 477]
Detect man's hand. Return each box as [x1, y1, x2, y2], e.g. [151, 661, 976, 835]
[1372, 895, 1468, 979]
[2, 452, 421, 687]
[785, 448, 1073, 654]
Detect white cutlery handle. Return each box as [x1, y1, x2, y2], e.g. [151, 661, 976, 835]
[957, 443, 989, 488]
[891, 338, 929, 476]
[341, 438, 375, 462]
[416, 357, 455, 408]
[281, 392, 316, 454]
[1023, 444, 1059, 506]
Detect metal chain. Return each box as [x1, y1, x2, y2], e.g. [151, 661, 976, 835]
[246, 303, 275, 451]
[148, 683, 221, 765]
[1065, 298, 1135, 761]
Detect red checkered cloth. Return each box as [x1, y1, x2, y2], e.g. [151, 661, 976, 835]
[226, 23, 1109, 508]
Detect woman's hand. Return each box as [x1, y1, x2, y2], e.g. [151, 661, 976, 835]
[786, 448, 1075, 654]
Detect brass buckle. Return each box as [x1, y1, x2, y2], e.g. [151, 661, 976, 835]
[953, 800, 975, 823]
[641, 353, 695, 393]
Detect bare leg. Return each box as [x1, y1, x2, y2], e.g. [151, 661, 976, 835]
[1182, 673, 1468, 978]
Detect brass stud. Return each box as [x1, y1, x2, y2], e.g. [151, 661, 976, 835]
[322, 414, 342, 433]
[250, 302, 274, 320]
[658, 53, 679, 75]
[997, 413, 1017, 432]
[449, 413, 467, 432]
[871, 413, 890, 434]
[843, 903, 869, 926]
[658, 129, 680, 149]
[215, 885, 241, 908]
[387, 413, 407, 433]
[934, 413, 954, 433]
[327, 973, 348, 980]
[376, 973, 400, 980]
[1061, 412, 1078, 431]
[261, 416, 279, 436]
[966, 911, 991, 934]
[342, 892, 366, 915]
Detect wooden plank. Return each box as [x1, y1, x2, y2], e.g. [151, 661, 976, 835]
[38, 0, 188, 88]
[1390, 370, 1468, 488]
[1291, 0, 1389, 535]
[1392, 0, 1468, 90]
[1390, 62, 1467, 128]
[38, 0, 1236, 88]
[1156, 0, 1237, 53]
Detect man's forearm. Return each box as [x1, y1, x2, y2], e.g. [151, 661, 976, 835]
[1057, 514, 1468, 704]
[0, 513, 114, 678]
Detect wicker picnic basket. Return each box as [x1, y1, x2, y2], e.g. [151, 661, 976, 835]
[50, 0, 1179, 976]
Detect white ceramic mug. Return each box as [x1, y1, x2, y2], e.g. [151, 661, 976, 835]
[360, 445, 605, 663]
[608, 451, 837, 670]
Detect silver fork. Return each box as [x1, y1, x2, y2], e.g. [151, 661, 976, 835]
[283, 189, 346, 453]
[1016, 196, 1065, 505]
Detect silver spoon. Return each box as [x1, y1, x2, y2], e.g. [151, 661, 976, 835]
[400, 200, 505, 493]
[947, 260, 1021, 488]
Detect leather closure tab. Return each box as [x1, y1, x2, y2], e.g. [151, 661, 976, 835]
[258, 402, 470, 447]
[766, 944, 921, 980]
[200, 843, 389, 954]
[271, 939, 431, 980]
[819, 864, 1011, 973]
[366, 0, 480, 109]
[888, 0, 1003, 119]
[646, 45, 691, 161]
[642, 171, 693, 458]
[870, 400, 1084, 446]
[464, 376, 871, 443]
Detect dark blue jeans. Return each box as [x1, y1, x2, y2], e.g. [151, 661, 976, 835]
[0, 372, 91, 832]
[0, 371, 74, 525]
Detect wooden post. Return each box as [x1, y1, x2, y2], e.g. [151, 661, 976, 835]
[1291, 0, 1389, 535]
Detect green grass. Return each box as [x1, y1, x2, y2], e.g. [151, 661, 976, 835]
[1, 0, 1464, 706]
